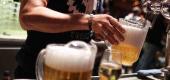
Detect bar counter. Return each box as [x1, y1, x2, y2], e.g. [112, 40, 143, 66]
[13, 74, 164, 80]
[0, 38, 164, 80]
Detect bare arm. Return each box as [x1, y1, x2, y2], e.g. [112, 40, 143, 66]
[19, 0, 90, 33]
[20, 0, 126, 44]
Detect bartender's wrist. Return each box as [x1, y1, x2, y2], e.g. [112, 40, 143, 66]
[88, 14, 94, 31]
[78, 14, 94, 31]
[87, 13, 96, 39]
[74, 13, 93, 31]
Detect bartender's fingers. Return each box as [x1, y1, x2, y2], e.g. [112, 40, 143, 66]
[101, 21, 114, 35]
[110, 24, 125, 41]
[93, 22, 119, 44]
[107, 17, 125, 41]
[100, 28, 118, 45]
[101, 21, 124, 41]
[108, 16, 125, 33]
[92, 23, 105, 41]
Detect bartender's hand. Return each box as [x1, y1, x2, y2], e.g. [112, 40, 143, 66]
[91, 14, 125, 45]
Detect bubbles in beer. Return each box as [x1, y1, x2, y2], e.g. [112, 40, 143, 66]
[112, 43, 139, 66]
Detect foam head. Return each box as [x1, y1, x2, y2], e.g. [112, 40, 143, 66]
[44, 44, 93, 72]
[122, 24, 148, 48]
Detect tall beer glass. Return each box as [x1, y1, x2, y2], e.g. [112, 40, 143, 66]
[36, 41, 97, 80]
[99, 49, 122, 80]
[112, 18, 149, 66]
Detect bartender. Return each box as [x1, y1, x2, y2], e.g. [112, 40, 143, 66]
[15, 0, 125, 79]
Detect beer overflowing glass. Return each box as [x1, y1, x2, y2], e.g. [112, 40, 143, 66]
[36, 41, 97, 80]
[111, 18, 149, 67]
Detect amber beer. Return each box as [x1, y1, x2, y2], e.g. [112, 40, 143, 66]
[43, 45, 93, 80]
[112, 43, 140, 66]
[112, 24, 148, 66]
[44, 65, 91, 80]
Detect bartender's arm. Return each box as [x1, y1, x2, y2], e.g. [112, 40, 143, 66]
[19, 0, 125, 44]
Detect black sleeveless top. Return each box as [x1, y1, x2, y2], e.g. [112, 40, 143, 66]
[16, 0, 95, 76]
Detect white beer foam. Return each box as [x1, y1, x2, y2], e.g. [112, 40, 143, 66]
[44, 45, 93, 72]
[122, 25, 148, 49]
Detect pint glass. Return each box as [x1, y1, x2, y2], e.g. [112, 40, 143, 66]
[112, 18, 149, 66]
[99, 49, 122, 80]
[36, 41, 97, 80]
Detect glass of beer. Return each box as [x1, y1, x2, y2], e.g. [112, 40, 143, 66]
[99, 49, 122, 80]
[111, 18, 149, 67]
[36, 41, 97, 80]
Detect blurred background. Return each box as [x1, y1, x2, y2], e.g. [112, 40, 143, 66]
[0, 0, 26, 39]
[0, 0, 25, 79]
